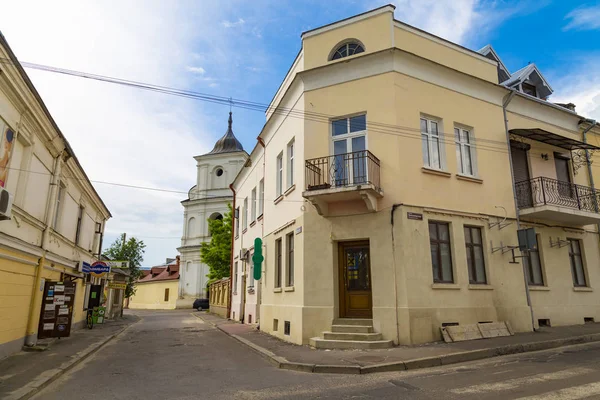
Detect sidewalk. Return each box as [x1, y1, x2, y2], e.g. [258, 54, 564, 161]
[199, 313, 600, 374]
[0, 314, 139, 400]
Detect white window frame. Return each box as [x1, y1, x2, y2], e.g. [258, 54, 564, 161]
[421, 117, 444, 170]
[330, 114, 368, 186]
[251, 187, 256, 222]
[454, 126, 477, 177]
[243, 197, 248, 230]
[276, 152, 283, 197]
[53, 182, 65, 230]
[287, 139, 295, 188]
[258, 179, 264, 216]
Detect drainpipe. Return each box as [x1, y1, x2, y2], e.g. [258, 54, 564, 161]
[257, 137, 266, 327]
[581, 119, 599, 234]
[25, 151, 63, 346]
[502, 90, 535, 332]
[227, 183, 236, 320]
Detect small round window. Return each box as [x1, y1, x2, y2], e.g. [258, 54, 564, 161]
[216, 168, 223, 177]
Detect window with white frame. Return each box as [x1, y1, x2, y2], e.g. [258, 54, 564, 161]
[53, 183, 65, 230]
[287, 139, 295, 188]
[243, 197, 248, 230]
[251, 187, 256, 222]
[75, 205, 84, 245]
[331, 114, 367, 186]
[421, 117, 442, 169]
[258, 179, 264, 216]
[235, 207, 240, 236]
[276, 152, 283, 197]
[455, 127, 475, 176]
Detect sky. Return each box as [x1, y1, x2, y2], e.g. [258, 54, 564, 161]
[0, 1, 599, 266]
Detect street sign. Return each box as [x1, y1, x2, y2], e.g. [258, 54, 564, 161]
[107, 282, 127, 290]
[79, 261, 91, 273]
[105, 260, 130, 268]
[89, 261, 111, 277]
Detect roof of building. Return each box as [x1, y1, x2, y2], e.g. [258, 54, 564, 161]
[206, 112, 244, 155]
[137, 257, 180, 283]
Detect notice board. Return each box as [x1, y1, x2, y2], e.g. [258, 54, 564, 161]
[37, 281, 76, 339]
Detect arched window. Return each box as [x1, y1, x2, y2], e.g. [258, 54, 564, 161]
[330, 41, 365, 61]
[187, 217, 196, 237]
[209, 212, 223, 221]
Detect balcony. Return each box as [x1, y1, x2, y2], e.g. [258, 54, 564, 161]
[303, 150, 383, 216]
[515, 177, 600, 225]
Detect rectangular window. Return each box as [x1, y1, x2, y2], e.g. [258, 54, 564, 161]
[455, 127, 474, 176]
[429, 221, 453, 283]
[164, 288, 170, 302]
[234, 262, 238, 293]
[258, 179, 264, 216]
[286, 233, 294, 287]
[421, 117, 442, 169]
[275, 238, 282, 288]
[243, 197, 248, 230]
[52, 183, 65, 230]
[251, 188, 256, 222]
[331, 115, 367, 186]
[287, 139, 295, 188]
[568, 239, 587, 287]
[235, 207, 240, 237]
[522, 82, 537, 97]
[75, 205, 84, 245]
[276, 153, 283, 197]
[464, 226, 486, 284]
[524, 235, 544, 286]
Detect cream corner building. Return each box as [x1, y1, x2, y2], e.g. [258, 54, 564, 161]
[230, 5, 600, 347]
[177, 113, 247, 308]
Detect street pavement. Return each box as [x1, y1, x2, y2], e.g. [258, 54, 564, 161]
[33, 309, 600, 399]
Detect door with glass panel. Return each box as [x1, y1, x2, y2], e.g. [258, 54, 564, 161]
[331, 115, 367, 187]
[338, 241, 372, 318]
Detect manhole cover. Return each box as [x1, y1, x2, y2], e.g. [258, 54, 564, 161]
[353, 355, 386, 363]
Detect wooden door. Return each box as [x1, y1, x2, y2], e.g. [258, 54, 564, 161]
[511, 145, 533, 208]
[339, 241, 372, 318]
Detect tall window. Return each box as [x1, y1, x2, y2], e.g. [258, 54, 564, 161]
[276, 153, 283, 197]
[75, 205, 84, 245]
[421, 117, 442, 169]
[251, 188, 257, 222]
[464, 226, 486, 284]
[243, 197, 248, 230]
[235, 207, 240, 237]
[429, 221, 453, 283]
[234, 262, 238, 293]
[524, 235, 544, 286]
[52, 183, 65, 230]
[164, 288, 170, 302]
[275, 238, 282, 288]
[330, 42, 364, 60]
[287, 139, 295, 188]
[258, 179, 264, 216]
[455, 127, 475, 176]
[286, 233, 294, 287]
[568, 239, 586, 287]
[331, 115, 367, 186]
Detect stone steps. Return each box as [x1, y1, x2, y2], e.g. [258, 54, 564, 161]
[310, 318, 394, 350]
[309, 337, 393, 350]
[332, 318, 373, 326]
[323, 331, 383, 341]
[331, 324, 374, 333]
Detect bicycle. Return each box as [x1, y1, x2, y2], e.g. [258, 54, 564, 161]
[86, 308, 94, 329]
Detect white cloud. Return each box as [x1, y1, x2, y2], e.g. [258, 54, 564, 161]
[551, 58, 600, 121]
[186, 66, 206, 74]
[222, 18, 245, 28]
[564, 5, 600, 31]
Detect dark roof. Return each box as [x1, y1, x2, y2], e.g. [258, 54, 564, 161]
[509, 128, 600, 151]
[207, 112, 244, 155]
[137, 258, 180, 283]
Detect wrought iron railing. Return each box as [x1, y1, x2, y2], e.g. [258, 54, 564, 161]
[515, 176, 600, 214]
[305, 150, 380, 191]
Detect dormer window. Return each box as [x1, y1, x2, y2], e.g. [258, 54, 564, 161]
[522, 82, 537, 97]
[330, 41, 364, 61]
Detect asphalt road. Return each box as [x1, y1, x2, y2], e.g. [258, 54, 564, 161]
[34, 309, 600, 399]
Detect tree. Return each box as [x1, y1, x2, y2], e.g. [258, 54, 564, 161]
[103, 234, 146, 298]
[201, 204, 233, 282]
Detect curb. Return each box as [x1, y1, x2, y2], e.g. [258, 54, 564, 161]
[9, 318, 140, 400]
[201, 314, 600, 376]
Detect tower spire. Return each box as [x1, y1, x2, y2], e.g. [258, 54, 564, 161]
[228, 111, 233, 132]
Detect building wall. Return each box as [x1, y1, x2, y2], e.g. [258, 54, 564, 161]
[129, 281, 179, 310]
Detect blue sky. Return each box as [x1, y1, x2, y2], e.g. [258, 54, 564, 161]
[1, 1, 599, 266]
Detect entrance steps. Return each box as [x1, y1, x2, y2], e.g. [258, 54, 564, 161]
[309, 319, 394, 350]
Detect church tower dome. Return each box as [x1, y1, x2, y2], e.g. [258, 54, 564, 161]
[207, 112, 244, 154]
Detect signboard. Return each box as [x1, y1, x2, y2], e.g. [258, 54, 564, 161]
[89, 261, 111, 277]
[407, 212, 423, 221]
[105, 261, 130, 268]
[79, 261, 91, 273]
[108, 282, 127, 290]
[38, 281, 76, 339]
[0, 119, 15, 188]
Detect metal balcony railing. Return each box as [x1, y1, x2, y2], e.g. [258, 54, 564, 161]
[515, 176, 600, 213]
[305, 150, 381, 191]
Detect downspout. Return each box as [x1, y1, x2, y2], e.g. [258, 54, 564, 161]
[25, 150, 63, 346]
[227, 183, 236, 319]
[503, 90, 535, 332]
[257, 137, 266, 327]
[581, 119, 599, 235]
[390, 204, 402, 345]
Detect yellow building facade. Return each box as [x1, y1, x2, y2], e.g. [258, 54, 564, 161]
[129, 260, 180, 310]
[232, 5, 600, 347]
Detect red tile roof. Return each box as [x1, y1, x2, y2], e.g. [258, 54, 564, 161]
[137, 256, 180, 283]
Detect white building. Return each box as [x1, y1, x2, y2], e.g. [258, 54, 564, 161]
[177, 113, 247, 308]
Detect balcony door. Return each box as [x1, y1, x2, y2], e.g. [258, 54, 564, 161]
[511, 143, 532, 208]
[332, 115, 366, 187]
[554, 154, 575, 201]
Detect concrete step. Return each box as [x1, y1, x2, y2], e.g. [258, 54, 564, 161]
[331, 325, 374, 333]
[323, 331, 383, 341]
[309, 337, 393, 350]
[331, 318, 373, 327]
